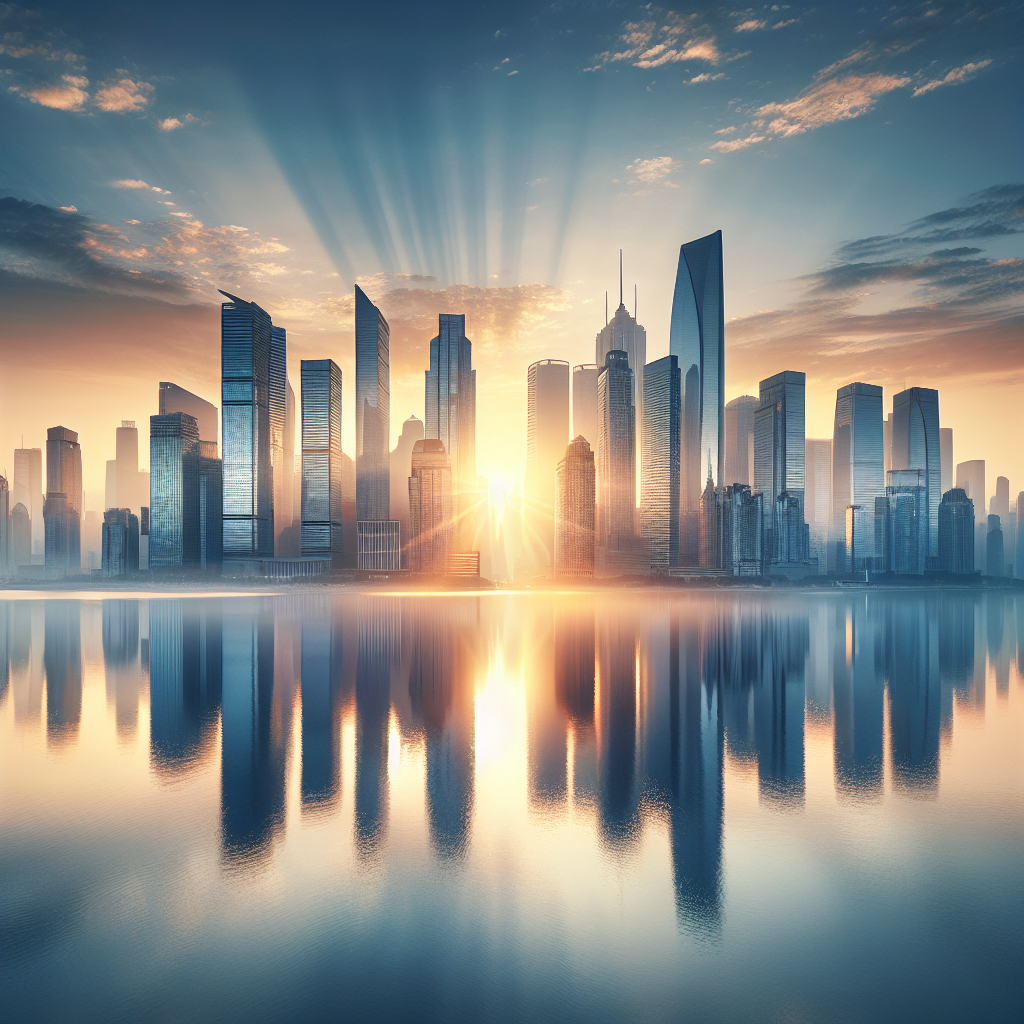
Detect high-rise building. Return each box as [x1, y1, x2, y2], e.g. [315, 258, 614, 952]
[355, 285, 391, 524]
[883, 413, 892, 475]
[715, 484, 764, 576]
[101, 508, 140, 576]
[876, 469, 927, 575]
[955, 459, 986, 572]
[269, 324, 289, 555]
[596, 350, 635, 546]
[986, 514, 1004, 577]
[13, 447, 42, 559]
[699, 463, 720, 569]
[425, 313, 476, 527]
[524, 359, 570, 574]
[845, 505, 869, 574]
[641, 355, 680, 572]
[891, 387, 940, 566]
[197, 452, 223, 570]
[572, 364, 598, 448]
[754, 371, 807, 565]
[832, 383, 884, 571]
[671, 230, 725, 561]
[992, 476, 1010, 523]
[9, 502, 30, 569]
[277, 380, 298, 556]
[939, 427, 953, 495]
[408, 439, 453, 573]
[938, 488, 974, 574]
[300, 359, 344, 559]
[805, 438, 831, 574]
[0, 475, 8, 572]
[554, 436, 596, 578]
[149, 412, 200, 569]
[159, 382, 219, 450]
[44, 426, 82, 572]
[356, 521, 401, 572]
[725, 396, 757, 487]
[220, 290, 273, 560]
[389, 416, 424, 570]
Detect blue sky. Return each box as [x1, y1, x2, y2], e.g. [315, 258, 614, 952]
[1, 0, 1021, 499]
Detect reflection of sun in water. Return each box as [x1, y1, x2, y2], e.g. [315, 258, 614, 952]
[473, 645, 520, 770]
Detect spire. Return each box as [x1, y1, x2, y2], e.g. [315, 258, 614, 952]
[605, 290, 608, 325]
[707, 449, 713, 485]
[619, 248, 623, 306]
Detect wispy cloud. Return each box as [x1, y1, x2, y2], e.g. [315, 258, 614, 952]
[158, 113, 199, 131]
[112, 179, 172, 194]
[687, 72, 725, 84]
[711, 132, 765, 152]
[600, 18, 723, 69]
[913, 59, 992, 96]
[94, 78, 153, 112]
[625, 156, 679, 193]
[734, 20, 766, 32]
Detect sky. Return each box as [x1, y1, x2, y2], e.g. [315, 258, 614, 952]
[1, 0, 1021, 508]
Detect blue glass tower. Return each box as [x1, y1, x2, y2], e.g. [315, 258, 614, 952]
[149, 412, 200, 569]
[269, 324, 289, 553]
[891, 387, 941, 565]
[641, 355, 681, 570]
[355, 285, 391, 523]
[301, 359, 344, 557]
[220, 290, 273, 560]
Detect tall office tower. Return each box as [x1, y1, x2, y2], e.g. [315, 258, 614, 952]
[390, 416, 424, 570]
[955, 459, 986, 571]
[572, 364, 598, 448]
[300, 359, 344, 559]
[698, 463, 720, 568]
[0, 475, 8, 571]
[269, 324, 289, 555]
[149, 412, 200, 569]
[596, 256, 646, 478]
[993, 476, 1010, 523]
[940, 427, 953, 495]
[883, 413, 892, 475]
[805, 438, 832, 573]
[220, 290, 273, 560]
[355, 285, 391, 524]
[159, 382, 219, 452]
[596, 350, 636, 546]
[101, 508, 140, 576]
[725, 395, 757, 486]
[641, 355, 680, 572]
[408, 439, 453, 573]
[891, 387, 940, 567]
[938, 488, 974, 574]
[115, 420, 137, 508]
[832, 382, 884, 571]
[876, 469, 928, 575]
[197, 451, 223, 570]
[671, 230, 725, 559]
[13, 447, 43, 558]
[845, 504, 870, 573]
[554, 436, 596, 578]
[45, 426, 82, 572]
[754, 371, 807, 565]
[277, 380, 298, 556]
[716, 483, 764, 576]
[424, 313, 476, 519]
[986, 514, 1004, 577]
[524, 359, 570, 573]
[9, 502, 30, 569]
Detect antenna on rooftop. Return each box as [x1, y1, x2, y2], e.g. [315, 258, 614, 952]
[619, 249, 623, 306]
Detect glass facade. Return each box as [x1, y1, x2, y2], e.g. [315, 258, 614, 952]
[44, 426, 82, 572]
[725, 395, 757, 487]
[149, 412, 200, 569]
[571, 365, 598, 450]
[269, 325, 289, 554]
[595, 297, 646, 483]
[159, 382, 218, 446]
[356, 520, 401, 571]
[554, 436, 596, 578]
[101, 508, 140, 576]
[300, 360, 344, 557]
[220, 291, 273, 559]
[596, 350, 635, 545]
[670, 230, 725, 510]
[641, 355, 680, 571]
[876, 470, 928, 575]
[408, 439, 453, 573]
[355, 285, 391, 524]
[892, 387, 941, 564]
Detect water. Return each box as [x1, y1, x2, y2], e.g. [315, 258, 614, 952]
[1, 589, 1022, 1023]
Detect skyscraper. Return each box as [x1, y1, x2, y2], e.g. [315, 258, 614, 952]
[671, 230, 725, 558]
[0, 475, 8, 572]
[220, 290, 273, 560]
[390, 415, 424, 570]
[44, 426, 82, 572]
[300, 359, 344, 559]
[992, 476, 1010, 523]
[269, 324, 290, 555]
[754, 371, 807, 565]
[555, 436, 596, 578]
[572, 364, 598, 448]
[715, 484, 764, 576]
[425, 313, 476, 524]
[891, 387, 940, 566]
[13, 447, 42, 559]
[596, 350, 635, 546]
[876, 469, 928, 575]
[939, 427, 953, 495]
[955, 459, 986, 571]
[725, 395, 757, 487]
[986, 514, 1004, 577]
[641, 355, 680, 572]
[805, 438, 832, 573]
[938, 488, 974, 574]
[149, 412, 200, 569]
[408, 439, 453, 573]
[832, 382, 884, 571]
[9, 502, 30, 569]
[524, 359, 570, 573]
[101, 508, 140, 576]
[355, 285, 391, 523]
[159, 382, 218, 451]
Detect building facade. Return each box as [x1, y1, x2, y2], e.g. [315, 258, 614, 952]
[641, 355, 680, 572]
[986, 514, 1004, 577]
[596, 350, 636, 546]
[269, 324, 291, 555]
[389, 415, 424, 570]
[891, 387, 940, 566]
[554, 436, 596, 579]
[805, 438, 832, 574]
[300, 359, 344, 559]
[356, 520, 401, 572]
[13, 446, 43, 559]
[408, 439, 453, 573]
[149, 412, 200, 569]
[572, 364, 598, 449]
[355, 284, 391, 524]
[938, 487, 974, 574]
[940, 427, 953, 495]
[159, 382, 218, 448]
[101, 508, 140, 576]
[725, 395, 757, 487]
[876, 469, 928, 575]
[955, 459, 986, 571]
[44, 426, 82, 573]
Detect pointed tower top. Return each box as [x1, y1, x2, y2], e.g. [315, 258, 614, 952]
[619, 249, 623, 306]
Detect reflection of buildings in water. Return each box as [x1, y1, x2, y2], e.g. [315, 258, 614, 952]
[833, 600, 884, 798]
[354, 597, 400, 854]
[886, 601, 940, 794]
[1, 602, 7, 703]
[986, 594, 1010, 694]
[44, 600, 82, 744]
[555, 602, 597, 807]
[300, 599, 342, 811]
[102, 599, 141, 738]
[527, 605, 567, 809]
[407, 600, 477, 860]
[939, 594, 977, 729]
[805, 603, 833, 723]
[221, 602, 285, 866]
[149, 600, 222, 778]
[8, 602, 44, 723]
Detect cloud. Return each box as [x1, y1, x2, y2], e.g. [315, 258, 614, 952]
[94, 78, 153, 112]
[700, 158, 713, 165]
[602, 18, 723, 68]
[711, 132, 765, 152]
[20, 73, 89, 110]
[913, 59, 992, 96]
[773, 19, 798, 29]
[112, 179, 172, 194]
[734, 20, 767, 32]
[714, 126, 737, 134]
[687, 72, 725, 84]
[625, 156, 679, 193]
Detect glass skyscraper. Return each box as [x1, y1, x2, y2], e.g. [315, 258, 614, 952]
[572, 364, 598, 449]
[300, 359, 344, 558]
[596, 350, 635, 545]
[355, 285, 391, 523]
[44, 426, 82, 572]
[269, 324, 289, 554]
[725, 395, 757, 487]
[641, 355, 681, 571]
[832, 382, 884, 570]
[892, 387, 941, 565]
[149, 412, 200, 569]
[670, 230, 725, 546]
[554, 436, 596, 578]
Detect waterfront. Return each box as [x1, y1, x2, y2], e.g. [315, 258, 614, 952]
[1, 590, 1022, 1023]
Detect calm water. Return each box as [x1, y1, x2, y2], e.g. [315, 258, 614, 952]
[1, 590, 1022, 1023]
